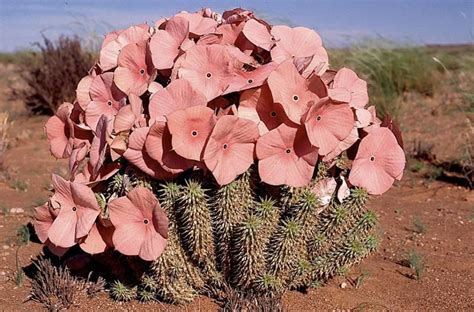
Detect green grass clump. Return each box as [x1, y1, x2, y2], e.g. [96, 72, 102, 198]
[330, 41, 441, 118]
[407, 250, 425, 280]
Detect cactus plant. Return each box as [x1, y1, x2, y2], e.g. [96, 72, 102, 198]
[32, 6, 406, 308]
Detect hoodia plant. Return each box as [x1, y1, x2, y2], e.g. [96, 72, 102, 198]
[34, 7, 405, 307]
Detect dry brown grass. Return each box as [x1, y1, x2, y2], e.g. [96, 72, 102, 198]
[0, 112, 11, 173]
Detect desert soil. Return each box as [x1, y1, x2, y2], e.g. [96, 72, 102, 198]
[0, 62, 473, 311]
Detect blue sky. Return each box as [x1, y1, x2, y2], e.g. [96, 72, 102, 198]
[0, 0, 473, 52]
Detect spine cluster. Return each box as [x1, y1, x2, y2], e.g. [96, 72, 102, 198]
[136, 168, 379, 302]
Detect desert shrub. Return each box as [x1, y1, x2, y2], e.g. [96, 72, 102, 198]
[15, 36, 95, 115]
[331, 42, 440, 118]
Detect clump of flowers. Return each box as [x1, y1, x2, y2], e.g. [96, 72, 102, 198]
[34, 7, 405, 305]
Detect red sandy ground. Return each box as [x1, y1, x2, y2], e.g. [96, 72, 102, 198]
[0, 62, 473, 310]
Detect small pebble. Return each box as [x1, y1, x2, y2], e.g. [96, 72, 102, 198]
[9, 208, 24, 214]
[340, 282, 348, 289]
[2, 245, 9, 250]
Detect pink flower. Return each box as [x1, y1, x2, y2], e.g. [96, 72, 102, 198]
[167, 106, 216, 161]
[256, 124, 318, 187]
[149, 79, 207, 122]
[203, 115, 259, 185]
[47, 175, 100, 248]
[75, 75, 94, 109]
[33, 203, 58, 244]
[323, 126, 359, 161]
[176, 12, 218, 37]
[242, 19, 274, 51]
[85, 72, 126, 131]
[44, 102, 74, 159]
[114, 41, 156, 96]
[267, 59, 327, 124]
[89, 115, 109, 180]
[177, 44, 233, 101]
[150, 16, 190, 70]
[304, 98, 354, 155]
[381, 115, 404, 149]
[123, 127, 173, 179]
[108, 187, 168, 261]
[99, 25, 150, 71]
[328, 68, 369, 109]
[311, 177, 337, 206]
[113, 93, 143, 133]
[270, 25, 328, 68]
[145, 121, 195, 175]
[33, 201, 70, 257]
[349, 127, 405, 195]
[80, 222, 114, 255]
[238, 84, 295, 135]
[224, 62, 277, 95]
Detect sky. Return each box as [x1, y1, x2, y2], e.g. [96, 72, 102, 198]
[0, 0, 473, 52]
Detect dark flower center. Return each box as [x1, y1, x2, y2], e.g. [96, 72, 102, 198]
[223, 143, 228, 149]
[247, 79, 254, 84]
[206, 72, 212, 78]
[72, 207, 77, 212]
[285, 148, 291, 154]
[139, 68, 145, 75]
[270, 111, 277, 117]
[370, 156, 375, 161]
[143, 219, 149, 224]
[316, 115, 322, 121]
[191, 130, 198, 137]
[293, 95, 299, 101]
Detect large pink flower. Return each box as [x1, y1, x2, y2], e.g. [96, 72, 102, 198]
[33, 202, 58, 244]
[242, 19, 274, 51]
[123, 127, 173, 179]
[304, 98, 354, 155]
[80, 222, 114, 255]
[176, 12, 218, 36]
[177, 44, 233, 101]
[238, 85, 294, 135]
[224, 62, 277, 95]
[149, 79, 207, 122]
[323, 126, 359, 161]
[145, 121, 195, 174]
[85, 72, 126, 131]
[328, 68, 369, 109]
[349, 127, 405, 195]
[203, 115, 259, 185]
[108, 187, 168, 261]
[47, 175, 100, 248]
[150, 15, 190, 70]
[33, 203, 70, 257]
[99, 25, 150, 71]
[44, 102, 74, 159]
[113, 93, 143, 133]
[89, 115, 109, 180]
[114, 41, 156, 96]
[267, 59, 326, 124]
[76, 75, 94, 109]
[256, 124, 318, 187]
[270, 25, 328, 69]
[167, 106, 216, 161]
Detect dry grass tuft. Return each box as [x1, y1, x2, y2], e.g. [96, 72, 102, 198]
[0, 112, 11, 172]
[29, 257, 84, 311]
[221, 284, 284, 312]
